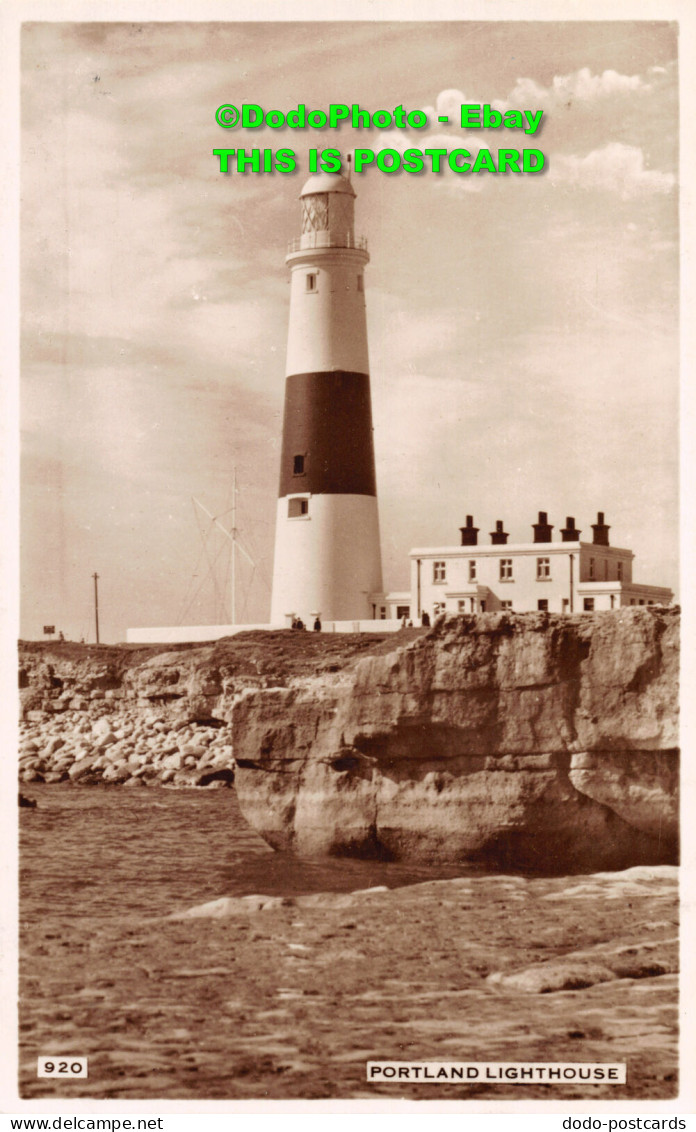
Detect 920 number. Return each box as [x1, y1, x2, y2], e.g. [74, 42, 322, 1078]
[37, 1056, 88, 1078]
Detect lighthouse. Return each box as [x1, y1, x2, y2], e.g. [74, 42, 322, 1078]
[270, 172, 383, 626]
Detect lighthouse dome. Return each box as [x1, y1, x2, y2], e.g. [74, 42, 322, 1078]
[299, 172, 355, 198]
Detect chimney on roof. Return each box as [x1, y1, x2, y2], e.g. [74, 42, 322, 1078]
[532, 510, 553, 544]
[459, 515, 479, 546]
[489, 519, 509, 545]
[561, 516, 581, 542]
[591, 511, 610, 546]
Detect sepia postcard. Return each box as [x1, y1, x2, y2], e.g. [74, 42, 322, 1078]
[3, 0, 693, 1124]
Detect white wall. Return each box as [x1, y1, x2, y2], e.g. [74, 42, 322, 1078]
[285, 248, 370, 376]
[125, 619, 406, 644]
[125, 623, 279, 644]
[411, 542, 638, 617]
[271, 492, 383, 624]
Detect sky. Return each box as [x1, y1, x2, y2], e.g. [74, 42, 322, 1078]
[18, 18, 679, 642]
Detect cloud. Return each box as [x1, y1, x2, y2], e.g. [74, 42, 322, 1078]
[409, 65, 669, 195]
[435, 89, 469, 120]
[549, 142, 676, 199]
[507, 66, 648, 109]
[426, 66, 651, 130]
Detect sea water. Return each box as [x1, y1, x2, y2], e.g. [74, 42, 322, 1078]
[20, 784, 473, 924]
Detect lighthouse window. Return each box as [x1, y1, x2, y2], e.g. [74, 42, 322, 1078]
[288, 498, 309, 518]
[618, 561, 623, 581]
[293, 454, 305, 475]
[357, 275, 364, 292]
[301, 195, 328, 233]
[306, 273, 317, 292]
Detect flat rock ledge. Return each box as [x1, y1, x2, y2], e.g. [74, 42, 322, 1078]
[169, 864, 678, 998]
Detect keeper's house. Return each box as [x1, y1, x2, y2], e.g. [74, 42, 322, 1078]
[396, 511, 672, 621]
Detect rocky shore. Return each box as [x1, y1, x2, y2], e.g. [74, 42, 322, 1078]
[17, 612, 681, 1101]
[18, 610, 679, 874]
[17, 630, 422, 790]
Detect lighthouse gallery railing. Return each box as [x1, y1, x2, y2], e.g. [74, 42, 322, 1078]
[287, 232, 369, 253]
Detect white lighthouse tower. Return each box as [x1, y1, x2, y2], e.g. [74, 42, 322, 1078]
[270, 172, 383, 626]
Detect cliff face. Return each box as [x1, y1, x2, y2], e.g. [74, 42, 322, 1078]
[233, 609, 679, 873]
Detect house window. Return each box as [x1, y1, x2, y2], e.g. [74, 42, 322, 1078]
[306, 273, 317, 292]
[357, 275, 364, 292]
[396, 605, 410, 619]
[500, 558, 513, 581]
[457, 600, 467, 613]
[468, 560, 477, 582]
[536, 557, 551, 579]
[589, 558, 595, 580]
[288, 498, 309, 518]
[583, 598, 595, 611]
[293, 454, 305, 475]
[433, 561, 446, 583]
[617, 561, 623, 581]
[537, 599, 549, 612]
[380, 606, 387, 619]
[501, 600, 513, 610]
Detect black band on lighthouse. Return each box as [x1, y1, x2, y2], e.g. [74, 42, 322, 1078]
[279, 370, 377, 497]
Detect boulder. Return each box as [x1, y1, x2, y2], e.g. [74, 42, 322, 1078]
[25, 710, 49, 723]
[91, 718, 116, 748]
[20, 769, 44, 783]
[233, 609, 679, 873]
[68, 757, 100, 782]
[102, 761, 131, 783]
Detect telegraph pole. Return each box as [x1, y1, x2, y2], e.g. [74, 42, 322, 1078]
[93, 572, 100, 644]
